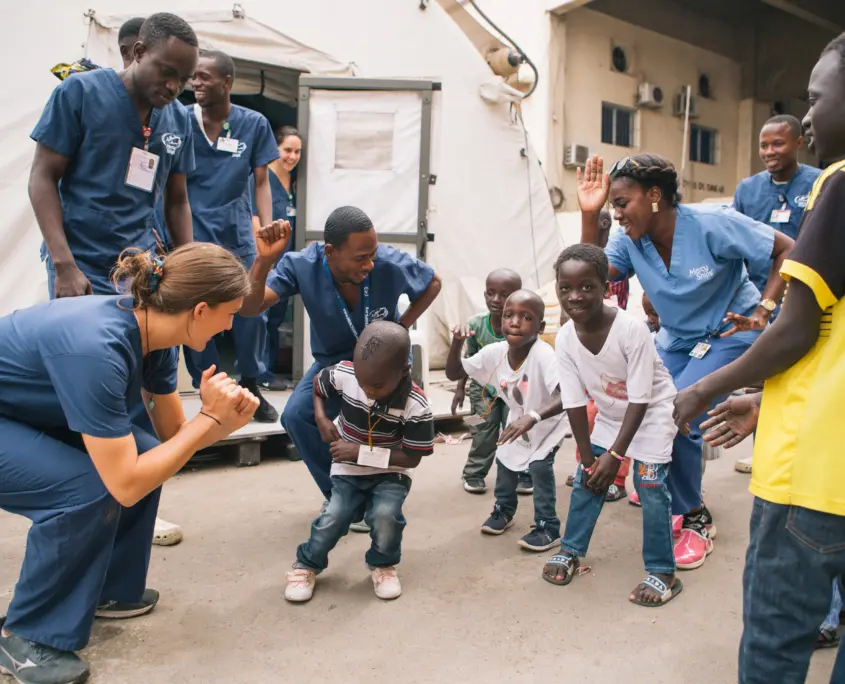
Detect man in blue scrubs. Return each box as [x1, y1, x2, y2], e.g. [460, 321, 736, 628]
[241, 207, 442, 512]
[118, 17, 146, 68]
[29, 12, 197, 298]
[731, 114, 820, 474]
[182, 49, 281, 422]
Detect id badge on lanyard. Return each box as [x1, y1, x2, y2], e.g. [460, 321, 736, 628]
[324, 259, 370, 339]
[125, 124, 160, 193]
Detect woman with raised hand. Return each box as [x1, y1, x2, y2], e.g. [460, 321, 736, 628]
[0, 242, 259, 684]
[576, 154, 792, 571]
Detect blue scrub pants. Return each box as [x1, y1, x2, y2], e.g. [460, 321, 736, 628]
[184, 311, 267, 386]
[0, 419, 160, 652]
[658, 331, 756, 516]
[261, 300, 288, 376]
[282, 362, 341, 498]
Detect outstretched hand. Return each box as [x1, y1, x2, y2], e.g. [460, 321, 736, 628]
[700, 394, 761, 448]
[721, 310, 769, 337]
[576, 155, 610, 214]
[451, 324, 476, 341]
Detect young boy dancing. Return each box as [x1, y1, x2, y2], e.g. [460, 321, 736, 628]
[452, 268, 532, 495]
[518, 245, 681, 605]
[284, 321, 435, 603]
[446, 290, 568, 552]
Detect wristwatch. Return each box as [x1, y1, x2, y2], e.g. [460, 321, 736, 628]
[759, 299, 777, 313]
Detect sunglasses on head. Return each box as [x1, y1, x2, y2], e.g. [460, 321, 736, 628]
[608, 156, 641, 180]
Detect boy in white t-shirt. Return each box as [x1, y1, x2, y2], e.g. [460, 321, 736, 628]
[518, 245, 681, 606]
[446, 290, 568, 552]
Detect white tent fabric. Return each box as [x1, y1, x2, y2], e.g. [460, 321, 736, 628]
[1, 0, 562, 367]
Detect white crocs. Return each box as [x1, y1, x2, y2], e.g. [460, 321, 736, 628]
[285, 568, 317, 602]
[153, 517, 183, 546]
[371, 566, 402, 600]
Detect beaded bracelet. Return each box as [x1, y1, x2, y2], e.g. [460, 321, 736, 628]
[609, 449, 625, 462]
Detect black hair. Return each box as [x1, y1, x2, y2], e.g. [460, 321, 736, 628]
[554, 243, 609, 283]
[324, 206, 373, 247]
[612, 154, 681, 206]
[200, 49, 236, 81]
[139, 13, 198, 51]
[275, 125, 301, 145]
[822, 33, 845, 70]
[118, 17, 146, 42]
[763, 114, 803, 139]
[355, 321, 411, 371]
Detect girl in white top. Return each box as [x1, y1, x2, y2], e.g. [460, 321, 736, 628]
[508, 245, 682, 607]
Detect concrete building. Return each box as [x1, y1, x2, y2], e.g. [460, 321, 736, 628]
[468, 0, 841, 215]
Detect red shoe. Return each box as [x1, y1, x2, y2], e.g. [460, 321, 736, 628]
[672, 515, 683, 538]
[628, 490, 642, 507]
[675, 528, 713, 570]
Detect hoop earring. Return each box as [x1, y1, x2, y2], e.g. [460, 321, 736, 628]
[651, 202, 659, 213]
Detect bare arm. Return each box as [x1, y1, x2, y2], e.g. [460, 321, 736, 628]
[388, 450, 422, 468]
[142, 390, 187, 442]
[567, 405, 594, 467]
[163, 173, 193, 247]
[399, 274, 442, 329]
[445, 335, 469, 381]
[577, 156, 622, 281]
[241, 255, 281, 316]
[253, 166, 273, 227]
[760, 230, 793, 305]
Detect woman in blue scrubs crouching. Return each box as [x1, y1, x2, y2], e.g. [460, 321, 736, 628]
[0, 243, 259, 684]
[577, 155, 792, 572]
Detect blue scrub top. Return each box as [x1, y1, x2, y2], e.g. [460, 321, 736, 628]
[267, 242, 435, 366]
[187, 104, 279, 261]
[30, 69, 195, 274]
[733, 164, 821, 292]
[606, 204, 775, 352]
[0, 296, 178, 438]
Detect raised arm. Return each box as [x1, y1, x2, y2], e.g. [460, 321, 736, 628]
[577, 155, 623, 281]
[240, 220, 292, 316]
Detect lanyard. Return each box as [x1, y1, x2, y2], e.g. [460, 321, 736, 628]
[222, 121, 232, 139]
[367, 407, 385, 450]
[142, 124, 152, 151]
[772, 174, 797, 209]
[323, 258, 370, 339]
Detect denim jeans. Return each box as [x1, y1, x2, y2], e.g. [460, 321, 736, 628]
[740, 498, 845, 684]
[462, 387, 508, 480]
[493, 448, 559, 536]
[822, 578, 843, 632]
[296, 473, 411, 572]
[561, 445, 675, 575]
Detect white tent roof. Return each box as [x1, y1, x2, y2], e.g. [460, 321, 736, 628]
[2, 1, 562, 366]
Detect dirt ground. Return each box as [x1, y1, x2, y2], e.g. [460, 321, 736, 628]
[0, 436, 838, 684]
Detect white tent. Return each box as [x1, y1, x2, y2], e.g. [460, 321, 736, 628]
[2, 0, 562, 366]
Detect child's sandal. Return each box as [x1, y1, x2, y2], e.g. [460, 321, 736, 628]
[629, 574, 683, 607]
[542, 552, 579, 586]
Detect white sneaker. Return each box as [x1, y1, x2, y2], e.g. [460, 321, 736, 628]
[285, 568, 317, 602]
[371, 566, 402, 600]
[153, 517, 183, 546]
[349, 520, 371, 533]
[734, 456, 753, 474]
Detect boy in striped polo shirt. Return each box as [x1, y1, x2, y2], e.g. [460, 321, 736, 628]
[284, 321, 435, 603]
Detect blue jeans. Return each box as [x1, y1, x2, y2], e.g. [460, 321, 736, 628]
[822, 578, 843, 632]
[740, 498, 845, 684]
[658, 331, 756, 516]
[494, 448, 559, 536]
[561, 445, 675, 575]
[0, 419, 160, 651]
[296, 473, 411, 571]
[282, 362, 341, 497]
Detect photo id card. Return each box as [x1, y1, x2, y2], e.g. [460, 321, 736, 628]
[125, 147, 160, 193]
[217, 137, 240, 154]
[770, 209, 791, 224]
[689, 342, 712, 359]
[358, 445, 391, 469]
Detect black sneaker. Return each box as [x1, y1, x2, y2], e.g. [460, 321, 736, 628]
[518, 524, 559, 552]
[95, 588, 159, 619]
[241, 379, 279, 423]
[605, 484, 627, 502]
[516, 473, 534, 496]
[258, 374, 294, 392]
[0, 620, 89, 684]
[481, 509, 514, 535]
[685, 505, 717, 540]
[463, 477, 487, 493]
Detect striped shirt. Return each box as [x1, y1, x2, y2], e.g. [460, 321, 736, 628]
[315, 361, 435, 478]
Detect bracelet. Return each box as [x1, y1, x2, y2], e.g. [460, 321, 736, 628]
[528, 410, 542, 424]
[199, 411, 221, 426]
[609, 449, 625, 462]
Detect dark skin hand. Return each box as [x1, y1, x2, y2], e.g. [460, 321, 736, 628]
[313, 376, 342, 443]
[451, 377, 467, 415]
[701, 393, 761, 448]
[329, 441, 422, 469]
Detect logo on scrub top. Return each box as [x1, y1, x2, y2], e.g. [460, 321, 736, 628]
[795, 194, 809, 208]
[161, 133, 182, 155]
[232, 141, 249, 159]
[368, 307, 389, 323]
[688, 265, 714, 281]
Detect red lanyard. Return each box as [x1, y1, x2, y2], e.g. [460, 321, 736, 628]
[142, 125, 152, 151]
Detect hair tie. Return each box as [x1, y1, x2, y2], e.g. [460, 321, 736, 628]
[149, 256, 164, 293]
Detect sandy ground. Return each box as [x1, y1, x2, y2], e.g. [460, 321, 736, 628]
[0, 436, 838, 684]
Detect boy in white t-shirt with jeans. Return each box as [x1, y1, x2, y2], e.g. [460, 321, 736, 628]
[446, 290, 569, 552]
[518, 245, 681, 606]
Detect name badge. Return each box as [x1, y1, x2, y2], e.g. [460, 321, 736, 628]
[770, 209, 791, 224]
[125, 147, 159, 193]
[217, 137, 240, 154]
[287, 206, 297, 217]
[689, 342, 711, 359]
[358, 445, 391, 469]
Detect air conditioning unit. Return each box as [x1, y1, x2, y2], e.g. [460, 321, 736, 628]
[636, 82, 664, 109]
[564, 143, 590, 168]
[673, 90, 700, 119]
